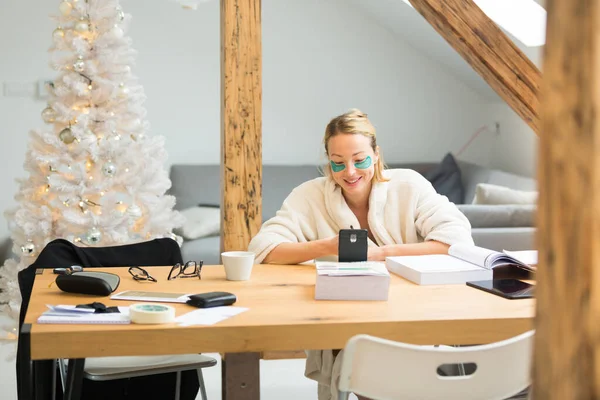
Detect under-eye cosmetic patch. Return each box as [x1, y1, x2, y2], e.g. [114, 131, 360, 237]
[330, 161, 346, 172]
[354, 156, 372, 169]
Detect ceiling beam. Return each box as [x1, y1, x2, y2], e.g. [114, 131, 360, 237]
[408, 0, 542, 134]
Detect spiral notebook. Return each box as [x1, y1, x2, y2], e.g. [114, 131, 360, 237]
[37, 305, 131, 325]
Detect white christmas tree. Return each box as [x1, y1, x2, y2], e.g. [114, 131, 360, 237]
[0, 0, 184, 328]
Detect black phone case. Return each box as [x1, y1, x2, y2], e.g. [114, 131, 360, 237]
[186, 291, 237, 308]
[338, 228, 368, 262]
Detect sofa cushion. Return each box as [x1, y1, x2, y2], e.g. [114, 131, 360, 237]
[457, 204, 535, 228]
[422, 153, 464, 204]
[174, 206, 220, 240]
[472, 183, 538, 205]
[487, 170, 537, 192]
[169, 165, 221, 211]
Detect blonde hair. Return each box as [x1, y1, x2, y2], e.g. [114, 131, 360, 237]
[323, 108, 389, 182]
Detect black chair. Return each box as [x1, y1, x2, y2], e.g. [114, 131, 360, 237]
[17, 238, 215, 400]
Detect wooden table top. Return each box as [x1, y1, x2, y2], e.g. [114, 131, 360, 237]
[26, 264, 535, 360]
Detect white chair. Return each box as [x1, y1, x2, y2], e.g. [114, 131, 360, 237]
[60, 354, 217, 400]
[338, 330, 534, 400]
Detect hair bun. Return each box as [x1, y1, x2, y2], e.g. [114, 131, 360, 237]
[346, 108, 367, 119]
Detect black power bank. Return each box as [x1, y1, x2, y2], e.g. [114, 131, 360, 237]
[338, 228, 368, 262]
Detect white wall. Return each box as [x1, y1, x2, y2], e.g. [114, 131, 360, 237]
[484, 46, 543, 178]
[0, 0, 493, 240]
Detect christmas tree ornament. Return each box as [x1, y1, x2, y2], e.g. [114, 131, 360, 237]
[116, 6, 125, 22]
[59, 127, 76, 144]
[73, 56, 85, 73]
[102, 161, 117, 177]
[74, 18, 90, 33]
[58, 1, 73, 16]
[20, 241, 36, 256]
[118, 82, 129, 97]
[127, 204, 143, 219]
[86, 227, 102, 244]
[111, 25, 124, 38]
[41, 106, 57, 123]
[53, 27, 65, 40]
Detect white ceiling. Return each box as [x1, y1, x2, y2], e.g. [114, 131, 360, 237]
[347, 0, 544, 100]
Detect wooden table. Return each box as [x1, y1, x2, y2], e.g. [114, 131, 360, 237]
[23, 264, 535, 400]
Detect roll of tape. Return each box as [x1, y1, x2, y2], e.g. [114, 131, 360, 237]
[129, 303, 176, 324]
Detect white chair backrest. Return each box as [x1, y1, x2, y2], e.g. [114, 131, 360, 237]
[338, 330, 534, 400]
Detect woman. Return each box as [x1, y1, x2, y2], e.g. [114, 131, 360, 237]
[248, 109, 473, 399]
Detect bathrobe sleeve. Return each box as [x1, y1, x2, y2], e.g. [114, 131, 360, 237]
[248, 180, 322, 263]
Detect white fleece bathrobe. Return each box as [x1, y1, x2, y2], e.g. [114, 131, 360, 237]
[248, 169, 474, 400]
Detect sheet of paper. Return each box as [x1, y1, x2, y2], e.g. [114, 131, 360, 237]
[175, 306, 248, 327]
[316, 261, 389, 276]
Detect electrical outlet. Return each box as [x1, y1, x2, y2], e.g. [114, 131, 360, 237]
[3, 81, 36, 97]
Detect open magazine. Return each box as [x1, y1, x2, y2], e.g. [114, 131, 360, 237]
[385, 244, 537, 285]
[448, 244, 537, 272]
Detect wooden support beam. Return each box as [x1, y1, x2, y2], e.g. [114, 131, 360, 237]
[408, 0, 541, 134]
[220, 0, 262, 254]
[533, 0, 600, 397]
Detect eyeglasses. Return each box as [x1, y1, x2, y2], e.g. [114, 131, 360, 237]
[128, 266, 157, 283]
[168, 261, 203, 280]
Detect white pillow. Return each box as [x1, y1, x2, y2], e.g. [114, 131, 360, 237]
[175, 206, 220, 240]
[472, 183, 538, 205]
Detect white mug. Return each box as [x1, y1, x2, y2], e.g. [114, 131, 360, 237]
[221, 251, 255, 281]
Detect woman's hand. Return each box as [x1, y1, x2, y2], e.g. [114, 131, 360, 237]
[367, 246, 387, 261]
[323, 234, 339, 255]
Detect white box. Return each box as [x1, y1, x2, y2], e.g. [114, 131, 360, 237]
[315, 261, 390, 301]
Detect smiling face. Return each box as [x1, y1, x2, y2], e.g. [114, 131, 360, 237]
[327, 133, 378, 199]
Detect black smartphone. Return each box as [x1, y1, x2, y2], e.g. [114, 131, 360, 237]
[466, 279, 534, 299]
[338, 228, 368, 262]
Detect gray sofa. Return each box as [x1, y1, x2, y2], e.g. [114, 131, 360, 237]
[168, 161, 536, 264]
